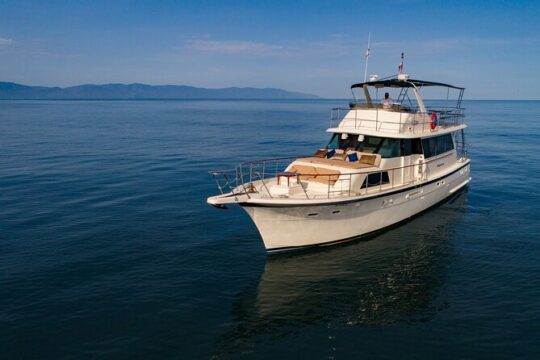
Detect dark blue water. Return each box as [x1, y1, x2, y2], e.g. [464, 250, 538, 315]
[1, 99, 539, 359]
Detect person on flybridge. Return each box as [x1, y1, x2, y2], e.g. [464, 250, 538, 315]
[381, 92, 393, 108]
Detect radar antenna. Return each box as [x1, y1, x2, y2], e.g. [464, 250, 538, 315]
[363, 32, 371, 82]
[398, 52, 404, 74]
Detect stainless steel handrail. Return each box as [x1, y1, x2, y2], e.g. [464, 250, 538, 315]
[329, 107, 465, 134]
[209, 152, 469, 200]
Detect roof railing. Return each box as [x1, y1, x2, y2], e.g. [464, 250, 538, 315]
[329, 105, 464, 134]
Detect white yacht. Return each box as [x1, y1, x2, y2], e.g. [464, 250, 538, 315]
[207, 74, 471, 252]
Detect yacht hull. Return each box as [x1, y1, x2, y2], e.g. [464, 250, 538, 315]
[242, 165, 470, 252]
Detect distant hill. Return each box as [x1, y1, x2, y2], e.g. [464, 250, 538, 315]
[0, 82, 320, 100]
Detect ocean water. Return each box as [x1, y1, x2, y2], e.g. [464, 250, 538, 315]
[1, 99, 539, 359]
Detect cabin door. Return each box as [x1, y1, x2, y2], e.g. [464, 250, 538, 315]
[402, 156, 413, 185]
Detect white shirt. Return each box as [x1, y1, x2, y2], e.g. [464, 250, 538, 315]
[381, 97, 393, 107]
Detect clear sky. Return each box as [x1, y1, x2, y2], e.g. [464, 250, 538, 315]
[1, 0, 539, 99]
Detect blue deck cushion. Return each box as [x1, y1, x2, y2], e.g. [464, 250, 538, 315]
[347, 152, 359, 162]
[326, 149, 336, 158]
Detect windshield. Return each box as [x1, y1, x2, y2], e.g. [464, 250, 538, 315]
[325, 133, 422, 158]
[326, 133, 379, 152]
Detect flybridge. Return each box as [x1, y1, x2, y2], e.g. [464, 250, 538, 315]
[329, 75, 467, 136]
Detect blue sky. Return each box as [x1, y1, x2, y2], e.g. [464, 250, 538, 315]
[0, 0, 539, 99]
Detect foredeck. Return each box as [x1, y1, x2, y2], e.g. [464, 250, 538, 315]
[294, 156, 377, 170]
[209, 154, 470, 204]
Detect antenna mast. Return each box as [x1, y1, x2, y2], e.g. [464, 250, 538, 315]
[363, 32, 371, 82]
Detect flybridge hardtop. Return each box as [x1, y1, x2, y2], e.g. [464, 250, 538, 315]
[207, 72, 471, 252]
[350, 78, 465, 90]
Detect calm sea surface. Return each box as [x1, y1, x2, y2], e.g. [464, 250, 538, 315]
[1, 99, 540, 359]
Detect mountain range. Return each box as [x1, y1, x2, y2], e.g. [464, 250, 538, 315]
[0, 82, 320, 100]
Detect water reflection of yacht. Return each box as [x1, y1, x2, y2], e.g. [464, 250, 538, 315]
[213, 191, 467, 357]
[208, 74, 471, 252]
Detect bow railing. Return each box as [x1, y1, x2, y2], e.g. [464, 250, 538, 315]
[209, 153, 469, 200]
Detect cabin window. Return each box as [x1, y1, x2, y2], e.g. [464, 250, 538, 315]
[378, 138, 400, 158]
[340, 134, 360, 150]
[361, 171, 390, 188]
[326, 133, 339, 149]
[358, 136, 383, 153]
[326, 134, 422, 158]
[402, 139, 412, 156]
[401, 139, 423, 156]
[326, 133, 361, 150]
[413, 138, 423, 154]
[421, 134, 454, 158]
[437, 134, 454, 154]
